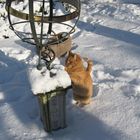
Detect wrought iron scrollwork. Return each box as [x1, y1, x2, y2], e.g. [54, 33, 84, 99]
[40, 47, 55, 70]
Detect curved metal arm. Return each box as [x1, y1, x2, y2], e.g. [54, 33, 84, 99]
[5, 0, 80, 23]
[48, 0, 53, 34]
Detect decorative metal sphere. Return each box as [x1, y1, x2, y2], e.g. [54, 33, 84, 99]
[5, 0, 81, 69]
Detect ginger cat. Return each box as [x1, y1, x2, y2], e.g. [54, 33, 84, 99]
[65, 52, 93, 106]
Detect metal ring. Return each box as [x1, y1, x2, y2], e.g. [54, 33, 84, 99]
[5, 0, 80, 23]
[9, 20, 75, 45]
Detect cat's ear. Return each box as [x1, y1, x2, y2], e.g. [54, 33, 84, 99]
[65, 51, 70, 57]
[67, 51, 73, 56]
[66, 51, 69, 57]
[74, 54, 77, 60]
[69, 51, 73, 55]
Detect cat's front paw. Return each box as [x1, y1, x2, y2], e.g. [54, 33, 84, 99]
[87, 60, 93, 65]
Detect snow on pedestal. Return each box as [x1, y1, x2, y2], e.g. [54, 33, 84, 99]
[28, 59, 71, 95]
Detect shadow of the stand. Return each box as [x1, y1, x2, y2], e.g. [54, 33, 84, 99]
[42, 89, 131, 140]
[0, 42, 41, 139]
[77, 20, 140, 47]
[117, 0, 140, 4]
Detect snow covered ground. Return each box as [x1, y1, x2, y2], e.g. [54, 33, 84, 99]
[0, 0, 140, 140]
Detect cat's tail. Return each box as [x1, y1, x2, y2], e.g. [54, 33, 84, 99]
[86, 60, 93, 73]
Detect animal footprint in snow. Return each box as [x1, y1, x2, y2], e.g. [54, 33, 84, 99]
[96, 71, 114, 81]
[135, 85, 140, 97]
[122, 85, 140, 99]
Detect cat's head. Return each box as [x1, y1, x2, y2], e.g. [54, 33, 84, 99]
[65, 51, 83, 68]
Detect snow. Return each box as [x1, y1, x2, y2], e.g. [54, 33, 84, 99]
[28, 61, 71, 95]
[0, 0, 140, 140]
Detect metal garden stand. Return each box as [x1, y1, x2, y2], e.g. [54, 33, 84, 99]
[6, 0, 80, 132]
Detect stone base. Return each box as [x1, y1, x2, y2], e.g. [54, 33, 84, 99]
[37, 88, 67, 132]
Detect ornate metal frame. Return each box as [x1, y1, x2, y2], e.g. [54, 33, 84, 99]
[6, 0, 81, 69]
